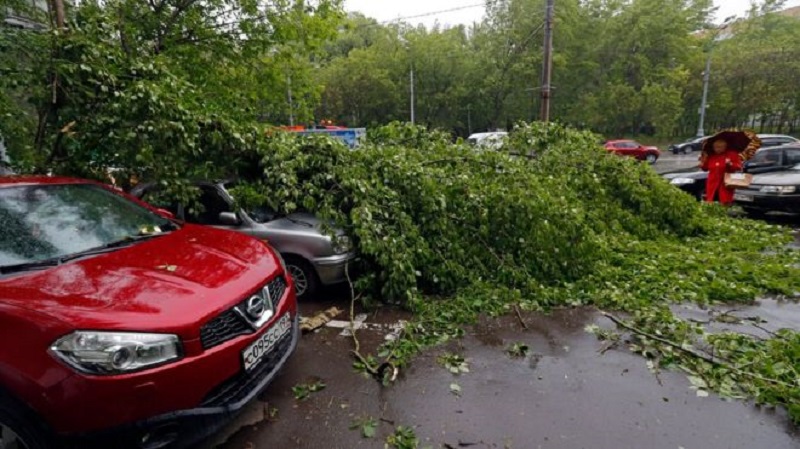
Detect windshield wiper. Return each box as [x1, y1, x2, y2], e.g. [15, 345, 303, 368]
[0, 258, 62, 275]
[0, 232, 172, 275]
[62, 232, 171, 260]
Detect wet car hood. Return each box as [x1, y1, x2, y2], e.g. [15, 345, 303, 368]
[752, 170, 800, 186]
[662, 168, 707, 180]
[0, 224, 278, 335]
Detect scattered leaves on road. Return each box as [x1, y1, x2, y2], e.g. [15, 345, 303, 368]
[438, 353, 469, 375]
[506, 343, 530, 358]
[291, 381, 326, 401]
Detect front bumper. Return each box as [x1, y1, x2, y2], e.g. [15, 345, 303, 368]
[60, 315, 300, 449]
[734, 191, 800, 213]
[311, 252, 357, 285]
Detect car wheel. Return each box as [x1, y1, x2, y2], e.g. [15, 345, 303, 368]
[284, 256, 319, 300]
[645, 154, 658, 164]
[0, 394, 52, 449]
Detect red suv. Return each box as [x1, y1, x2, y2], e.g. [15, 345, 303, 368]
[604, 140, 661, 164]
[0, 177, 298, 449]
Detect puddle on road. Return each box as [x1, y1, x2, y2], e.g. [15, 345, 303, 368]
[671, 297, 800, 339]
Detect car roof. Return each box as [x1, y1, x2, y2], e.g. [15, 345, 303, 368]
[0, 175, 94, 186]
[469, 132, 507, 139]
[758, 134, 799, 140]
[606, 139, 637, 144]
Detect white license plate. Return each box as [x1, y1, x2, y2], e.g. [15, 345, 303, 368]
[242, 314, 292, 371]
[734, 193, 754, 202]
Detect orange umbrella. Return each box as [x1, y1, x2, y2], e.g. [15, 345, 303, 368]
[701, 129, 762, 161]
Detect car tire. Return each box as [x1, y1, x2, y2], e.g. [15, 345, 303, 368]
[284, 256, 319, 300]
[645, 154, 658, 164]
[0, 392, 53, 449]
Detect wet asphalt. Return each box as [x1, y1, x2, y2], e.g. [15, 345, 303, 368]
[198, 298, 799, 449]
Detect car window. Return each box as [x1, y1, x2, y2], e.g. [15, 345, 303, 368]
[0, 184, 174, 266]
[749, 149, 780, 165]
[785, 149, 800, 166]
[186, 185, 232, 225]
[140, 188, 180, 216]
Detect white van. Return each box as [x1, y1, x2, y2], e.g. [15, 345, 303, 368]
[468, 132, 508, 150]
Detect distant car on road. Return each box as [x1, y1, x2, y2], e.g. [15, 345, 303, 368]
[604, 140, 661, 164]
[0, 176, 298, 449]
[131, 180, 356, 299]
[663, 144, 800, 201]
[669, 137, 706, 155]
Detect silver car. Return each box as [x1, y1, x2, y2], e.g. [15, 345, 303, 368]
[131, 180, 355, 298]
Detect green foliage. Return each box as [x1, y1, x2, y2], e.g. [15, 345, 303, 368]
[386, 426, 419, 449]
[0, 0, 343, 173]
[437, 353, 469, 375]
[349, 416, 378, 439]
[506, 343, 530, 358]
[291, 380, 326, 400]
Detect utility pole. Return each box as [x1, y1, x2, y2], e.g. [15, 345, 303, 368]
[410, 68, 416, 125]
[467, 104, 472, 135]
[51, 0, 65, 29]
[540, 0, 555, 122]
[287, 75, 295, 126]
[696, 16, 735, 138]
[697, 55, 711, 138]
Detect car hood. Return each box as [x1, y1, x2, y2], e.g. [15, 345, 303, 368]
[662, 168, 707, 180]
[263, 212, 345, 235]
[0, 225, 279, 335]
[752, 171, 800, 186]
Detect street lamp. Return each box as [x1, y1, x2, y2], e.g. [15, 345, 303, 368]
[696, 16, 736, 138]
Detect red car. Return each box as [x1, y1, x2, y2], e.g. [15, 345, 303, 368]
[604, 140, 661, 164]
[0, 176, 298, 449]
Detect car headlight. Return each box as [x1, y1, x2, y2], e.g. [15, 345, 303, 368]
[51, 331, 182, 375]
[760, 185, 796, 194]
[333, 235, 353, 255]
[670, 178, 696, 186]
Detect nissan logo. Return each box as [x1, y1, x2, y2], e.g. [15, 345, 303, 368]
[245, 287, 272, 320]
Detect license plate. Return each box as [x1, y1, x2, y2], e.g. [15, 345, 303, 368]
[242, 314, 292, 371]
[734, 193, 754, 202]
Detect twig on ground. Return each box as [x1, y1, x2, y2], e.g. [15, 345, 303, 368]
[600, 311, 793, 389]
[513, 305, 528, 329]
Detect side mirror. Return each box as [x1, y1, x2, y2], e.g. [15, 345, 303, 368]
[218, 211, 241, 226]
[156, 208, 175, 219]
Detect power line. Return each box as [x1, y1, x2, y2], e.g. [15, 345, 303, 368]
[380, 3, 486, 24]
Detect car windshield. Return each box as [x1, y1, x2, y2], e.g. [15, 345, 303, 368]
[0, 183, 176, 267]
[222, 181, 277, 224]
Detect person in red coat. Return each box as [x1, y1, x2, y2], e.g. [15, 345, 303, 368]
[700, 139, 743, 204]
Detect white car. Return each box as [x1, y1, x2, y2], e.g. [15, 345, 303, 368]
[468, 132, 508, 150]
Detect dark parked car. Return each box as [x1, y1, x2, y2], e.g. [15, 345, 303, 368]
[0, 176, 298, 449]
[733, 166, 800, 215]
[604, 140, 661, 164]
[131, 180, 355, 299]
[663, 144, 800, 200]
[669, 137, 706, 155]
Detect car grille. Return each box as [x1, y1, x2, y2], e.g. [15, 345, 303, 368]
[200, 330, 294, 407]
[199, 276, 287, 350]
